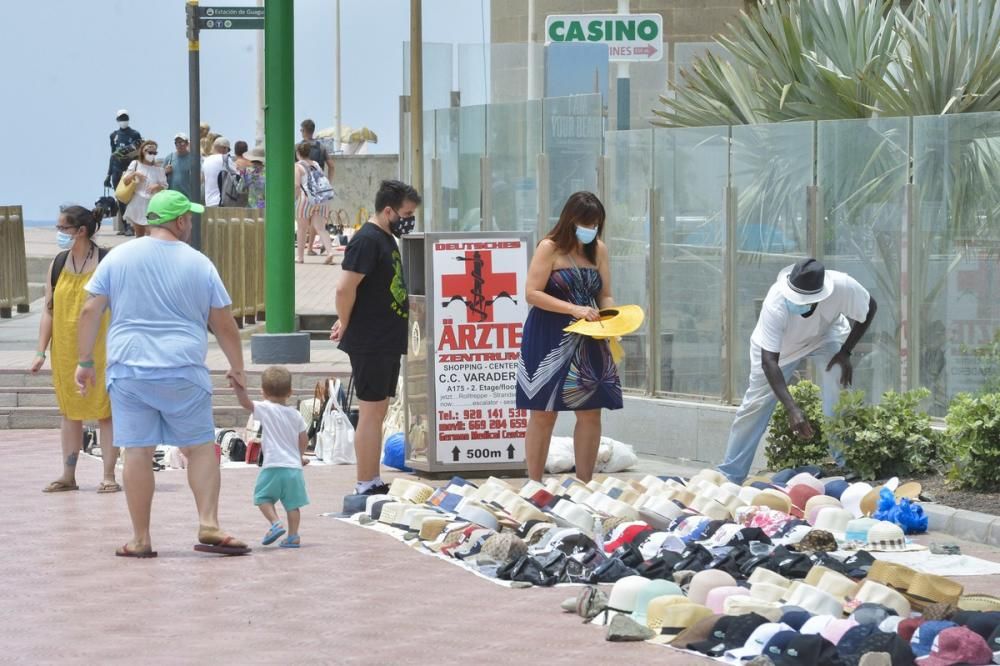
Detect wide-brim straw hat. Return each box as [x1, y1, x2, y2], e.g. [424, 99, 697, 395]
[563, 304, 645, 338]
[753, 489, 792, 514]
[850, 581, 911, 618]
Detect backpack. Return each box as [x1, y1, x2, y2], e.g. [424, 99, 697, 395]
[219, 157, 248, 207]
[298, 160, 335, 205]
[52, 245, 110, 295]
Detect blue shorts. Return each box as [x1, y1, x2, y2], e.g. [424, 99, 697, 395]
[108, 377, 215, 448]
[254, 467, 309, 511]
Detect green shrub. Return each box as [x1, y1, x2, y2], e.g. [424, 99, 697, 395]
[765, 381, 829, 471]
[945, 392, 1000, 490]
[828, 388, 939, 481]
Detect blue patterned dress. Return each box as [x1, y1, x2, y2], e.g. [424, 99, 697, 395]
[516, 268, 623, 412]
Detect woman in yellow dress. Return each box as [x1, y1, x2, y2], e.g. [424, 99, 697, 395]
[31, 205, 120, 493]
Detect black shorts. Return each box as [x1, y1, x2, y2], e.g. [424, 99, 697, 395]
[348, 353, 401, 402]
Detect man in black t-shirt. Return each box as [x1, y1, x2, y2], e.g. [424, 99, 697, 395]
[331, 180, 421, 497]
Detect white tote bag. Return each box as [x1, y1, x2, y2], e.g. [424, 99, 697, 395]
[316, 379, 356, 464]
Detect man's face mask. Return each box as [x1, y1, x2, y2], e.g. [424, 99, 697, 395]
[118, 120, 129, 129]
[785, 299, 815, 316]
[389, 208, 415, 238]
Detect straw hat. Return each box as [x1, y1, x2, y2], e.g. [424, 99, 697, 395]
[867, 560, 918, 590]
[632, 580, 684, 625]
[957, 594, 1000, 612]
[862, 521, 926, 552]
[418, 516, 450, 541]
[805, 495, 843, 525]
[894, 481, 922, 500]
[804, 565, 839, 587]
[403, 481, 435, 504]
[754, 489, 792, 514]
[785, 583, 845, 617]
[377, 502, 411, 527]
[722, 595, 783, 622]
[817, 571, 861, 601]
[640, 475, 665, 492]
[688, 570, 738, 605]
[750, 582, 788, 604]
[550, 501, 595, 533]
[563, 305, 644, 338]
[644, 596, 708, 634]
[748, 568, 790, 589]
[851, 581, 911, 618]
[739, 486, 762, 505]
[518, 480, 546, 499]
[906, 573, 964, 608]
[690, 469, 727, 487]
[647, 603, 715, 644]
[860, 487, 885, 518]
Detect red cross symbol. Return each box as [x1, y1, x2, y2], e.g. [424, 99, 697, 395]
[441, 250, 517, 322]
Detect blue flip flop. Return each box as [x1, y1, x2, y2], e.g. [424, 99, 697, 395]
[262, 522, 286, 545]
[279, 534, 300, 549]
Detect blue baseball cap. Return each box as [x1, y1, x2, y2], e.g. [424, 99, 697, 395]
[780, 609, 813, 631]
[825, 479, 850, 500]
[911, 620, 957, 657]
[771, 469, 797, 485]
[761, 629, 799, 660]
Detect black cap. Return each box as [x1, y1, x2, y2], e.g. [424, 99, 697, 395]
[836, 624, 880, 660]
[780, 609, 813, 631]
[728, 527, 773, 546]
[773, 634, 842, 666]
[955, 610, 1000, 640]
[687, 615, 735, 656]
[843, 632, 916, 666]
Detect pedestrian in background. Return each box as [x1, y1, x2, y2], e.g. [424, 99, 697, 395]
[331, 180, 420, 497]
[202, 137, 232, 207]
[233, 140, 252, 171]
[33, 205, 120, 494]
[244, 146, 266, 210]
[294, 142, 336, 263]
[163, 133, 197, 201]
[121, 140, 167, 239]
[106, 109, 142, 236]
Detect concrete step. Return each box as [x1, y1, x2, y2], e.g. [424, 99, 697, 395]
[0, 405, 250, 429]
[0, 368, 347, 390]
[0, 386, 314, 409]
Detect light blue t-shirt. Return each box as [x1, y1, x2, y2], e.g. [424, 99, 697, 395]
[86, 237, 231, 392]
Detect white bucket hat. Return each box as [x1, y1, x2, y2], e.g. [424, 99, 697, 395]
[518, 480, 546, 498]
[785, 583, 845, 617]
[862, 520, 927, 552]
[640, 475, 665, 492]
[739, 486, 762, 505]
[840, 482, 875, 518]
[551, 501, 594, 532]
[814, 507, 854, 535]
[722, 595, 783, 622]
[850, 580, 911, 618]
[805, 495, 843, 525]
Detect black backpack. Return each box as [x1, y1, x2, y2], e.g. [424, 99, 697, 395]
[52, 245, 110, 293]
[219, 157, 248, 207]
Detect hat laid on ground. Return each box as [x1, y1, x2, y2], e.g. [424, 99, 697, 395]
[563, 304, 645, 338]
[723, 595, 783, 622]
[825, 479, 851, 501]
[896, 617, 925, 643]
[603, 575, 650, 618]
[778, 258, 834, 305]
[772, 633, 842, 666]
[957, 595, 1000, 612]
[647, 602, 715, 644]
[786, 583, 846, 617]
[800, 614, 837, 635]
[850, 581, 911, 618]
[894, 481, 922, 501]
[787, 472, 826, 495]
[806, 496, 844, 525]
[860, 487, 886, 518]
[841, 482, 876, 518]
[861, 521, 927, 553]
[791, 529, 839, 554]
[820, 617, 859, 645]
[910, 621, 960, 659]
[844, 517, 879, 545]
[146, 190, 205, 225]
[418, 516, 450, 541]
[750, 567, 792, 589]
[726, 622, 795, 661]
[816, 571, 861, 602]
[632, 580, 684, 625]
[789, 485, 822, 518]
[479, 531, 527, 565]
[755, 489, 793, 514]
[879, 615, 905, 634]
[751, 583, 789, 604]
[706, 586, 751, 614]
[457, 503, 500, 531]
[851, 603, 898, 627]
[840, 629, 917, 666]
[905, 573, 964, 608]
[689, 569, 739, 605]
[781, 609, 813, 631]
[815, 507, 854, 535]
[673, 613, 727, 654]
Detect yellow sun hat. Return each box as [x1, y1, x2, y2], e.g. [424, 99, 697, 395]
[563, 305, 645, 339]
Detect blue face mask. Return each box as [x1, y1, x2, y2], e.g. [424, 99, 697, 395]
[575, 224, 598, 245]
[56, 230, 75, 250]
[785, 299, 813, 316]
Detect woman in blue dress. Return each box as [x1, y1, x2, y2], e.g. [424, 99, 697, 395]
[516, 191, 623, 482]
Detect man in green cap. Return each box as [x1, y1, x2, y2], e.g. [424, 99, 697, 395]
[76, 190, 251, 558]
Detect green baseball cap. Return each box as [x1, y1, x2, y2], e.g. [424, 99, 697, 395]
[146, 190, 205, 225]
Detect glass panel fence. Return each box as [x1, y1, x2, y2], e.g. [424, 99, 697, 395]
[487, 99, 542, 233]
[543, 94, 604, 228]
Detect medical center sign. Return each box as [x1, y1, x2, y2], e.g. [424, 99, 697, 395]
[433, 238, 530, 465]
[545, 13, 663, 61]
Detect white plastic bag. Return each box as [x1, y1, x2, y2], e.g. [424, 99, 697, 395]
[544, 435, 637, 474]
[316, 379, 356, 464]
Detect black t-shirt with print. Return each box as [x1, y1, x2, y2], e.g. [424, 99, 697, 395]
[339, 222, 408, 356]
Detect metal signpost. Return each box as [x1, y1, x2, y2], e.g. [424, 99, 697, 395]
[185, 3, 265, 249]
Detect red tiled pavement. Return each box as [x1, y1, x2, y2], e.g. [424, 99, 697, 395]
[3, 429, 705, 665]
[7, 429, 1000, 664]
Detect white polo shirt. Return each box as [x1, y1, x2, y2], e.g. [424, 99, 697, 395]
[750, 270, 870, 367]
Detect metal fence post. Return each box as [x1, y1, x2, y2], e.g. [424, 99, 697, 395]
[537, 152, 549, 240]
[723, 183, 738, 405]
[648, 186, 661, 395]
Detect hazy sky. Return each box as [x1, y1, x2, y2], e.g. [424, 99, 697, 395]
[0, 0, 490, 220]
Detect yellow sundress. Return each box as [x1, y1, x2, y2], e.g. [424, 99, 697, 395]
[51, 269, 111, 421]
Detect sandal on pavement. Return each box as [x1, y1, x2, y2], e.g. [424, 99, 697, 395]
[43, 480, 79, 493]
[262, 522, 286, 546]
[116, 543, 157, 558]
[97, 481, 122, 494]
[324, 255, 334, 265]
[194, 529, 252, 556]
[279, 535, 301, 549]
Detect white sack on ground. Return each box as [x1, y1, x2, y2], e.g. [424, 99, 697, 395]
[545, 436, 637, 474]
